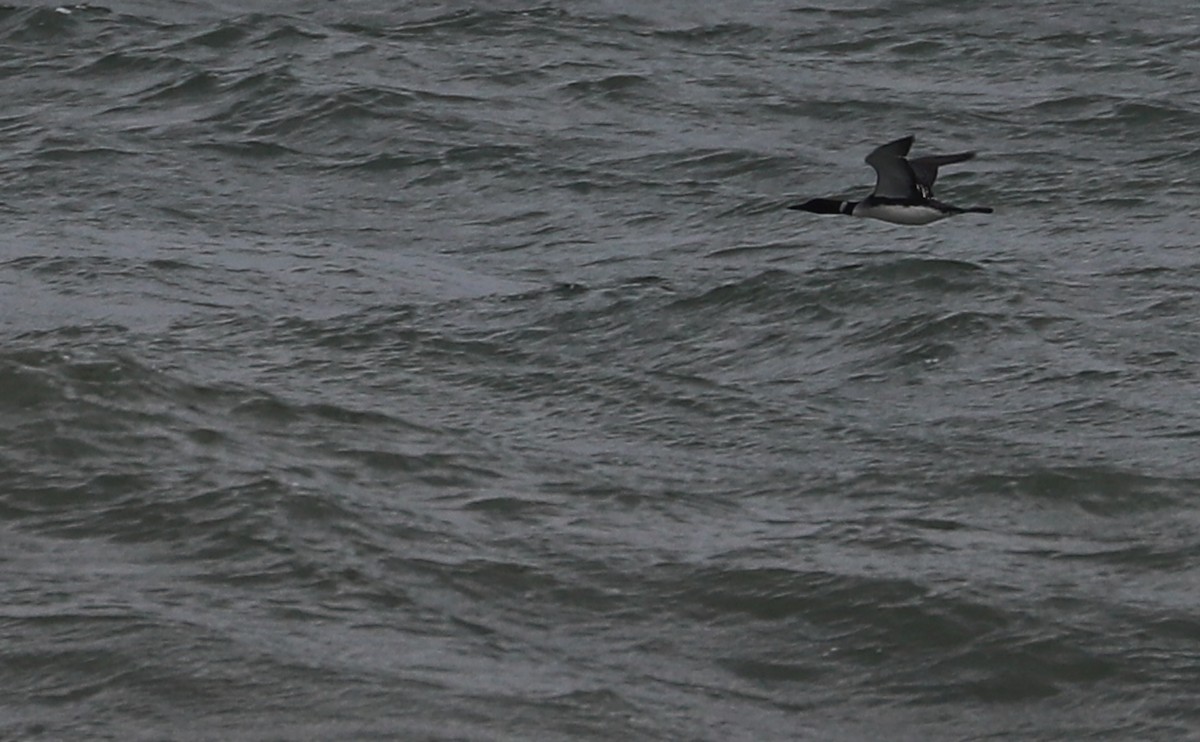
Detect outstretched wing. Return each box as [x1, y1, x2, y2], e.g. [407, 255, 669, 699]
[908, 152, 976, 197]
[864, 135, 919, 200]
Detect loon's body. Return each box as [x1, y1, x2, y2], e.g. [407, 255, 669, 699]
[789, 136, 993, 226]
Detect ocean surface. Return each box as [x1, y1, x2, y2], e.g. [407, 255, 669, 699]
[2, 1, 1199, 739]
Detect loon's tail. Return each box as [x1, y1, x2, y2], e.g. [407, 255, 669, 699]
[939, 202, 993, 215]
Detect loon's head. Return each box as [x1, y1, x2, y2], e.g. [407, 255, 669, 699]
[789, 198, 852, 215]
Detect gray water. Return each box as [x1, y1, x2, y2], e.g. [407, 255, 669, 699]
[2, 1, 1199, 739]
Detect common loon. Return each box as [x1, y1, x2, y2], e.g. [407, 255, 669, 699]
[789, 135, 993, 226]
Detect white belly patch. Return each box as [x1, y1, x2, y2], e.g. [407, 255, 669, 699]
[853, 203, 947, 225]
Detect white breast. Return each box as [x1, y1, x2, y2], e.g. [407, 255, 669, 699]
[852, 202, 947, 225]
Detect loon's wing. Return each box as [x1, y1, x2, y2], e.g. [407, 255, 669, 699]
[865, 135, 919, 200]
[908, 152, 976, 196]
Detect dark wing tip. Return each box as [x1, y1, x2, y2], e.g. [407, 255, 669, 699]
[913, 151, 977, 167]
[865, 135, 916, 165]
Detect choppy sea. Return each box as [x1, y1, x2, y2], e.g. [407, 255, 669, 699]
[2, 1, 1199, 739]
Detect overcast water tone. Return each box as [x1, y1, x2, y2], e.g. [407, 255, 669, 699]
[2, 1, 1199, 739]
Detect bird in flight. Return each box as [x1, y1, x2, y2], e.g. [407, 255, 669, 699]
[789, 135, 993, 225]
